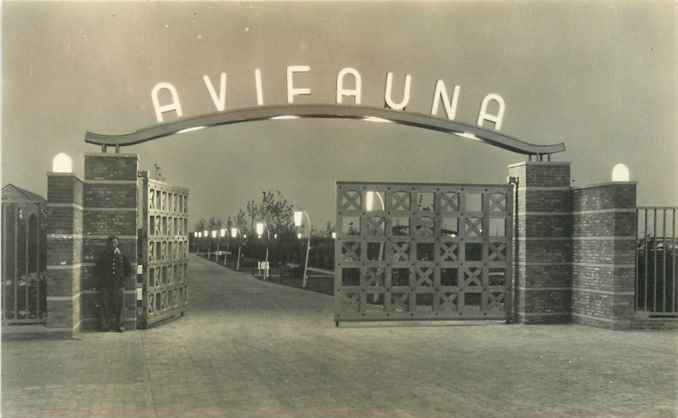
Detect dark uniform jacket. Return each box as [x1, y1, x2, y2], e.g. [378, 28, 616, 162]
[95, 248, 132, 289]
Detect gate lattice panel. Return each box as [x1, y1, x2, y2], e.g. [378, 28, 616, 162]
[335, 182, 513, 322]
[140, 176, 189, 327]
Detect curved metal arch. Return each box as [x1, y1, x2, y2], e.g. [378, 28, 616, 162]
[85, 104, 566, 156]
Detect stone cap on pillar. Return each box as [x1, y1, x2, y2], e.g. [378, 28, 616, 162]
[508, 161, 571, 188]
[84, 153, 139, 181]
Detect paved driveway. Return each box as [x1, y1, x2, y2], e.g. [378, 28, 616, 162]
[2, 255, 677, 418]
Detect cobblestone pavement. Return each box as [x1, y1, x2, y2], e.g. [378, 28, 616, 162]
[3, 255, 677, 418]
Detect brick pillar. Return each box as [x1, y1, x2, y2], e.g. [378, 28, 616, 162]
[508, 162, 573, 323]
[46, 173, 84, 337]
[82, 153, 139, 331]
[572, 182, 636, 329]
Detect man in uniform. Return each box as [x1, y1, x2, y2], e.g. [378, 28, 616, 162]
[96, 235, 131, 332]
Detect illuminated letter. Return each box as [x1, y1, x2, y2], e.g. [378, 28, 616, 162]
[287, 65, 311, 103]
[151, 82, 183, 123]
[477, 93, 505, 130]
[255, 68, 264, 105]
[202, 72, 227, 111]
[336, 67, 362, 105]
[431, 80, 460, 120]
[384, 72, 411, 110]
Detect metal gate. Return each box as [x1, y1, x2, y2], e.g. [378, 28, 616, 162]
[335, 182, 513, 323]
[139, 173, 190, 327]
[636, 207, 677, 317]
[1, 186, 47, 325]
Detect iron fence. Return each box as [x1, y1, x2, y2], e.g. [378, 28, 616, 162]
[2, 203, 47, 324]
[636, 207, 677, 316]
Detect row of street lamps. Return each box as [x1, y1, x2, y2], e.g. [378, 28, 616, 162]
[193, 210, 330, 288]
[194, 227, 246, 270]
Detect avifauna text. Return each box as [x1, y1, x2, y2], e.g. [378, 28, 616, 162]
[151, 66, 506, 130]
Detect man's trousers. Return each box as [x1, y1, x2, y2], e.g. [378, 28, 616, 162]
[101, 287, 124, 331]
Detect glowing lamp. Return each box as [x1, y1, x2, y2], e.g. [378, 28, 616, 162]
[256, 222, 265, 237]
[52, 153, 73, 173]
[177, 126, 206, 135]
[230, 227, 239, 238]
[294, 211, 303, 227]
[611, 163, 630, 182]
[363, 116, 391, 123]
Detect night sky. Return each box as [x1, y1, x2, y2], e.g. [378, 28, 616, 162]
[3, 2, 676, 228]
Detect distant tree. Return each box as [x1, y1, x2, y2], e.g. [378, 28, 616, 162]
[207, 217, 223, 232]
[235, 209, 248, 235]
[194, 218, 207, 233]
[233, 190, 296, 237]
[246, 200, 258, 233]
[258, 191, 294, 235]
[322, 221, 335, 237]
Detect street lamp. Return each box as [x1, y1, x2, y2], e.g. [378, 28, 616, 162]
[203, 229, 209, 256]
[255, 222, 270, 279]
[210, 230, 218, 260]
[365, 191, 385, 212]
[230, 227, 241, 270]
[294, 210, 312, 288]
[218, 228, 227, 264]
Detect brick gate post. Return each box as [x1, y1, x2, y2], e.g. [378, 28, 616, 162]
[46, 173, 84, 337]
[81, 153, 139, 331]
[571, 182, 637, 329]
[508, 162, 573, 323]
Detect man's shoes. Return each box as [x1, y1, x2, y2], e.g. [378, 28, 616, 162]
[114, 326, 125, 333]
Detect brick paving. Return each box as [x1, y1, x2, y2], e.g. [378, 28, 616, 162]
[2, 255, 677, 418]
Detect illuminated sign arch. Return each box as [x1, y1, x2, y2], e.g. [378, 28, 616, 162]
[85, 104, 566, 158]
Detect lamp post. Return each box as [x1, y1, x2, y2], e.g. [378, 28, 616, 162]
[294, 210, 312, 288]
[231, 227, 241, 270]
[256, 222, 270, 279]
[203, 229, 209, 257]
[211, 230, 218, 261]
[220, 228, 227, 265]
